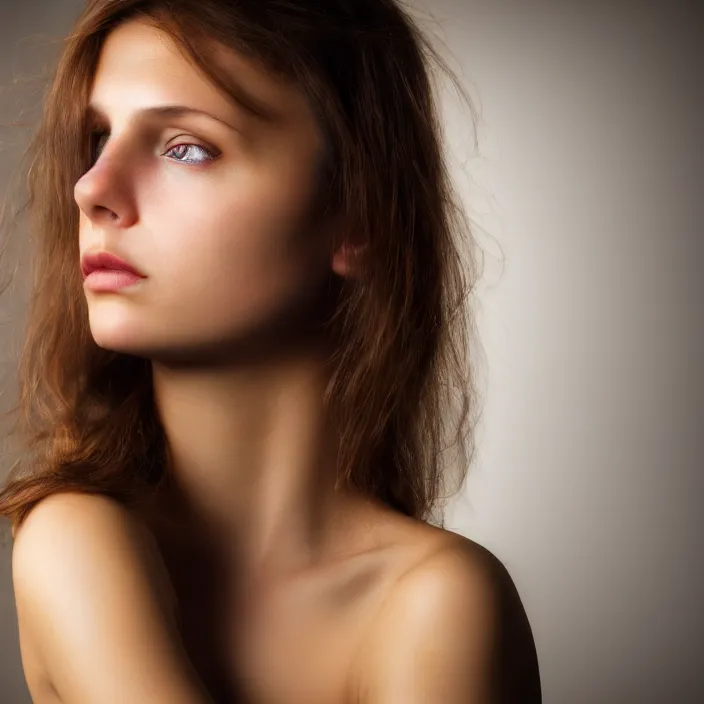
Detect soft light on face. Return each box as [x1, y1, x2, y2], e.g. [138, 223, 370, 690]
[74, 18, 335, 363]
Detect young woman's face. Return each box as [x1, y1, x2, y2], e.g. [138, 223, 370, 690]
[75, 18, 336, 362]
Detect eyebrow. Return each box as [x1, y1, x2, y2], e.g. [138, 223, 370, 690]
[85, 102, 250, 133]
[85, 74, 284, 131]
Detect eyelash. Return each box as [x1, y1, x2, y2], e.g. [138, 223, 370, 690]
[89, 130, 218, 166]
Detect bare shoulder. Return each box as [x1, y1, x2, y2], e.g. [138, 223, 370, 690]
[13, 490, 166, 558]
[14, 490, 156, 551]
[12, 491, 206, 704]
[354, 515, 542, 703]
[13, 491, 147, 602]
[13, 491, 178, 625]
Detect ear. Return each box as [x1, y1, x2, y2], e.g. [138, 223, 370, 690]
[323, 210, 366, 278]
[331, 240, 366, 278]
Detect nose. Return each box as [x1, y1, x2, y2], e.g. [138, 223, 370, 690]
[74, 151, 138, 230]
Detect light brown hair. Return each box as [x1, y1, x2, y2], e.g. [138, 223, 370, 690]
[0, 0, 486, 532]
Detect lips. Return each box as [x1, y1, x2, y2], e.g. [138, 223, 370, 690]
[81, 251, 145, 280]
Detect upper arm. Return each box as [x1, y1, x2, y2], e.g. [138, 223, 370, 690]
[12, 492, 212, 704]
[358, 541, 541, 704]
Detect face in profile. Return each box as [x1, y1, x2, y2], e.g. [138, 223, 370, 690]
[75, 18, 339, 363]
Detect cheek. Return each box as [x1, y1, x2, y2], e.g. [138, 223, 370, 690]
[149, 169, 329, 327]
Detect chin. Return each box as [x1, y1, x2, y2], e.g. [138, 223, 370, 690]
[87, 297, 327, 364]
[90, 331, 152, 358]
[88, 321, 222, 364]
[87, 307, 153, 357]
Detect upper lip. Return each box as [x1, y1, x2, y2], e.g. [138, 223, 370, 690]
[81, 251, 146, 279]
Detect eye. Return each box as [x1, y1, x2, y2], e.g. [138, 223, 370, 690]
[87, 130, 218, 166]
[166, 142, 218, 165]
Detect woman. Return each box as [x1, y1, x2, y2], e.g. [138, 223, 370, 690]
[0, 0, 541, 702]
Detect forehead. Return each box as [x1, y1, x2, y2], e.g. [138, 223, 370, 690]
[90, 18, 312, 128]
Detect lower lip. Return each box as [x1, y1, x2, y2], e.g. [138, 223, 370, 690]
[84, 269, 145, 292]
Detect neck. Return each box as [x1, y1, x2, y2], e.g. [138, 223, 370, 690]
[149, 345, 359, 579]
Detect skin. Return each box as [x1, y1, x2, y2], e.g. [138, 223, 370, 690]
[12, 17, 541, 704]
